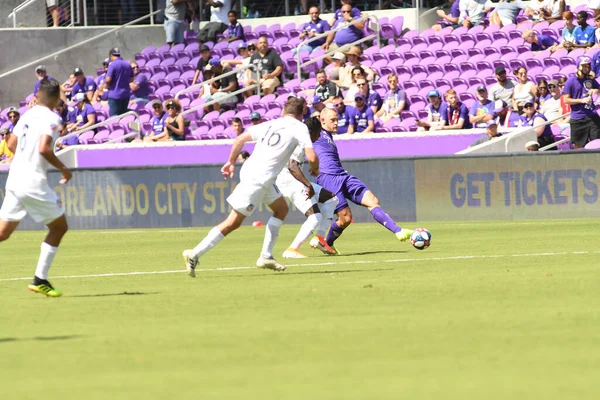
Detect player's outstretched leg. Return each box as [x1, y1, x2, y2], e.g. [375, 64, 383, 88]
[183, 210, 244, 277]
[257, 196, 287, 271]
[283, 209, 322, 259]
[310, 193, 338, 255]
[28, 215, 68, 297]
[325, 206, 352, 254]
[362, 191, 413, 242]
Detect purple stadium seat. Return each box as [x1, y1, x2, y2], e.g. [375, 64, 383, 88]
[585, 139, 600, 149]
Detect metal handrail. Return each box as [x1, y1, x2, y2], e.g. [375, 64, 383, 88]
[0, 9, 163, 80]
[175, 63, 259, 99]
[55, 110, 140, 149]
[504, 111, 571, 152]
[180, 84, 260, 119]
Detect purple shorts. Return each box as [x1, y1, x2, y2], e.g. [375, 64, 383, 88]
[315, 173, 369, 213]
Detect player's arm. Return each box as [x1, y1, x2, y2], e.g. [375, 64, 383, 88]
[39, 135, 72, 184]
[304, 147, 319, 177]
[222, 131, 253, 179]
[6, 133, 17, 154]
[287, 159, 315, 199]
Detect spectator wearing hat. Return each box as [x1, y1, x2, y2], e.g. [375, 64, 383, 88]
[129, 61, 149, 105]
[147, 99, 185, 142]
[493, 100, 521, 128]
[203, 58, 240, 111]
[323, 3, 365, 51]
[522, 29, 559, 52]
[297, 6, 331, 54]
[250, 112, 262, 125]
[309, 96, 325, 115]
[520, 100, 555, 148]
[29, 65, 55, 106]
[71, 67, 97, 103]
[563, 56, 600, 148]
[0, 128, 14, 164]
[6, 108, 20, 134]
[416, 90, 448, 131]
[223, 10, 245, 43]
[433, 0, 460, 31]
[511, 66, 537, 114]
[247, 36, 283, 96]
[105, 47, 133, 116]
[525, 141, 540, 151]
[440, 89, 472, 130]
[341, 46, 378, 87]
[541, 79, 569, 125]
[164, 0, 193, 46]
[93, 59, 110, 104]
[192, 45, 213, 86]
[459, 0, 493, 28]
[489, 66, 516, 104]
[196, 0, 231, 44]
[330, 96, 355, 134]
[149, 100, 168, 136]
[348, 93, 374, 134]
[572, 11, 596, 49]
[375, 73, 407, 123]
[469, 86, 496, 128]
[327, 52, 346, 82]
[198, 64, 217, 100]
[66, 93, 96, 133]
[470, 120, 502, 147]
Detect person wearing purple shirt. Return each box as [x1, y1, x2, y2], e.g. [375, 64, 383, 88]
[520, 100, 555, 148]
[562, 56, 600, 148]
[375, 74, 407, 122]
[6, 108, 19, 134]
[149, 100, 168, 136]
[469, 86, 496, 128]
[105, 47, 133, 116]
[331, 96, 355, 134]
[348, 93, 374, 133]
[30, 65, 55, 106]
[433, 0, 460, 31]
[71, 67, 98, 102]
[224, 10, 244, 42]
[441, 89, 472, 130]
[323, 3, 364, 50]
[57, 122, 79, 149]
[313, 108, 414, 253]
[417, 90, 448, 131]
[328, 0, 361, 27]
[66, 93, 96, 133]
[297, 6, 331, 53]
[522, 30, 558, 51]
[129, 61, 149, 104]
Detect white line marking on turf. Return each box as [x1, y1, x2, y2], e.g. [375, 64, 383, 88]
[0, 250, 596, 283]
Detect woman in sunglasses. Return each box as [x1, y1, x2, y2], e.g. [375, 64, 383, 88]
[511, 66, 537, 114]
[520, 100, 555, 148]
[146, 99, 185, 142]
[6, 108, 20, 133]
[0, 128, 14, 164]
[536, 79, 552, 108]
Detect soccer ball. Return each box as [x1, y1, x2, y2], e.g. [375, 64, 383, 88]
[410, 228, 431, 250]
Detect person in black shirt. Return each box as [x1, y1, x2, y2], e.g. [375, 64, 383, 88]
[204, 59, 240, 111]
[246, 36, 284, 96]
[192, 45, 212, 86]
[314, 69, 341, 105]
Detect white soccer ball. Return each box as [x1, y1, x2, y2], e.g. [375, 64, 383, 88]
[410, 228, 431, 250]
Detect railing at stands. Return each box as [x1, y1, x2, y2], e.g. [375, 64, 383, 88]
[175, 64, 259, 100]
[505, 111, 571, 152]
[295, 15, 381, 79]
[9, 0, 75, 28]
[55, 111, 141, 150]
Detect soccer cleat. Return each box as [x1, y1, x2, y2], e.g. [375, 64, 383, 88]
[28, 278, 62, 297]
[396, 228, 413, 242]
[282, 248, 307, 259]
[256, 256, 286, 271]
[309, 235, 337, 255]
[182, 249, 198, 278]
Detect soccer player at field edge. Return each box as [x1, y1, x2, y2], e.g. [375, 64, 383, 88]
[182, 98, 319, 276]
[0, 78, 72, 297]
[314, 108, 413, 253]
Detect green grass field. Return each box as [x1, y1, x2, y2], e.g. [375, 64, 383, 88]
[1, 219, 599, 399]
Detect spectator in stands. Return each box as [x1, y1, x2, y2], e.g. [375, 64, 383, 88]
[593, 1, 600, 19]
[0, 128, 14, 164]
[129, 62, 149, 105]
[309, 96, 325, 116]
[323, 3, 365, 51]
[203, 58, 239, 111]
[196, 0, 231, 44]
[348, 93, 374, 134]
[61, 73, 75, 101]
[355, 78, 382, 114]
[416, 90, 447, 131]
[54, 99, 71, 124]
[375, 73, 406, 123]
[165, 99, 185, 141]
[247, 36, 283, 95]
[328, 0, 361, 27]
[488, 66, 515, 104]
[222, 10, 244, 43]
[489, 0, 526, 28]
[71, 67, 97, 102]
[536, 79, 552, 108]
[557, 77, 571, 119]
[327, 52, 346, 82]
[313, 69, 341, 104]
[66, 93, 96, 133]
[343, 66, 366, 104]
[297, 6, 331, 53]
[46, 0, 60, 27]
[198, 65, 216, 101]
[593, 14, 600, 48]
[540, 79, 569, 125]
[511, 66, 537, 114]
[555, 11, 577, 51]
[105, 47, 132, 116]
[522, 29, 559, 52]
[56, 122, 79, 150]
[331, 96, 355, 134]
[6, 108, 20, 133]
[520, 100, 555, 148]
[525, 140, 540, 151]
[346, 47, 377, 84]
[470, 120, 502, 147]
[149, 100, 168, 136]
[440, 89, 471, 130]
[191, 45, 212, 86]
[433, 0, 460, 31]
[525, 0, 564, 24]
[494, 100, 522, 128]
[94, 59, 110, 104]
[572, 11, 596, 49]
[469, 86, 496, 128]
[563, 56, 600, 148]
[164, 0, 193, 46]
[231, 117, 244, 136]
[250, 112, 262, 125]
[30, 65, 54, 106]
[459, 0, 493, 28]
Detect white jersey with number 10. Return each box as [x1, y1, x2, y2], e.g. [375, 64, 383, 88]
[240, 116, 313, 185]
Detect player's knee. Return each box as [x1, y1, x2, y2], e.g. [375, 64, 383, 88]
[338, 213, 352, 228]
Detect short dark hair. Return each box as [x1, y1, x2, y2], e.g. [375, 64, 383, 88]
[305, 116, 321, 136]
[316, 69, 327, 76]
[232, 117, 242, 124]
[39, 78, 61, 99]
[258, 35, 269, 43]
[228, 10, 237, 17]
[283, 98, 305, 117]
[578, 11, 588, 19]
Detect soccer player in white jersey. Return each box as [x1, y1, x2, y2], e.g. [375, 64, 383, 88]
[277, 117, 339, 258]
[0, 79, 72, 297]
[182, 98, 319, 277]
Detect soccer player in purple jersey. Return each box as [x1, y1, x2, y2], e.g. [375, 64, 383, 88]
[312, 109, 413, 253]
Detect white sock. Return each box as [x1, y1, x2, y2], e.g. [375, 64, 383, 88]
[290, 213, 322, 249]
[261, 217, 283, 259]
[191, 226, 224, 259]
[315, 197, 339, 237]
[35, 242, 58, 280]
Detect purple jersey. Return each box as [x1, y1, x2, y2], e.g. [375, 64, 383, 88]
[427, 101, 448, 123]
[350, 105, 374, 132]
[521, 112, 552, 137]
[107, 58, 133, 100]
[150, 112, 168, 134]
[337, 105, 355, 134]
[313, 129, 345, 174]
[33, 76, 54, 95]
[366, 90, 382, 111]
[442, 102, 471, 128]
[75, 103, 96, 127]
[469, 99, 495, 128]
[440, 1, 460, 26]
[131, 73, 150, 99]
[333, 7, 361, 21]
[300, 19, 331, 47]
[531, 34, 558, 51]
[226, 22, 245, 40]
[333, 19, 363, 46]
[62, 134, 80, 146]
[563, 75, 600, 119]
[382, 88, 406, 113]
[96, 74, 109, 101]
[71, 77, 97, 98]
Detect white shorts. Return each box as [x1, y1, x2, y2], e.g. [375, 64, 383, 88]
[0, 189, 64, 224]
[227, 179, 282, 217]
[46, 0, 59, 7]
[278, 181, 322, 214]
[591, 0, 600, 10]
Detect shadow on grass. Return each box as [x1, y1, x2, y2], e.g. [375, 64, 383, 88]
[68, 291, 160, 298]
[0, 335, 83, 344]
[272, 268, 394, 276]
[336, 250, 409, 257]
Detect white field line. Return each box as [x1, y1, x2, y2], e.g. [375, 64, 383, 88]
[0, 250, 597, 283]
